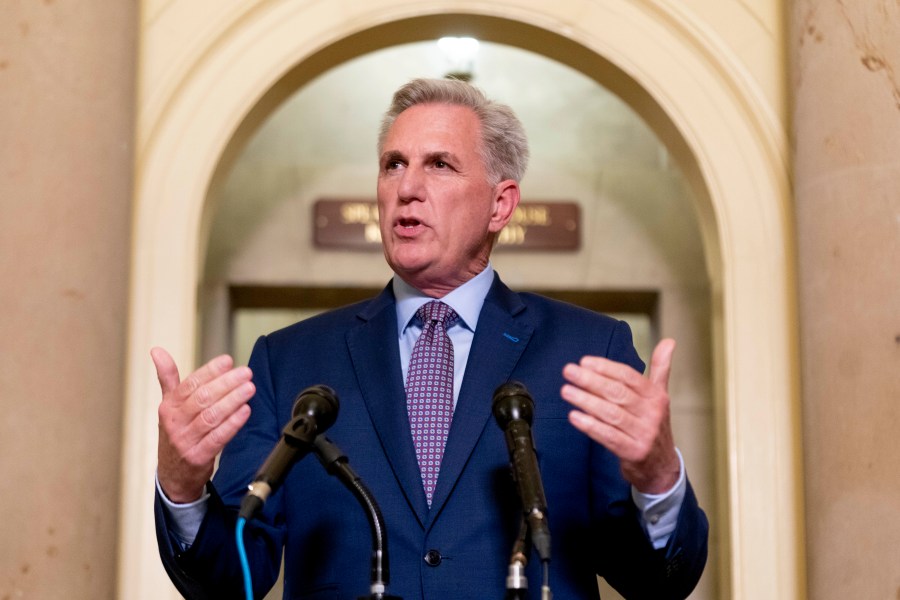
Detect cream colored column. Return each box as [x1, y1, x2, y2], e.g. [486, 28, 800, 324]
[792, 2, 900, 599]
[0, 0, 136, 598]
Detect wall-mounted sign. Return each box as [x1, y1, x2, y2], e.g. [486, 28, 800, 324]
[313, 199, 580, 251]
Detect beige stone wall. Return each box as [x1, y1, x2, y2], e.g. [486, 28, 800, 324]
[0, 1, 136, 598]
[792, 2, 900, 598]
[14, 0, 899, 598]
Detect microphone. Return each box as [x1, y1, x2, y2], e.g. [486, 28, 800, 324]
[493, 381, 551, 563]
[239, 384, 339, 520]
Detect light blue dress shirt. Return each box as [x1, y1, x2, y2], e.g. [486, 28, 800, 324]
[393, 263, 494, 407]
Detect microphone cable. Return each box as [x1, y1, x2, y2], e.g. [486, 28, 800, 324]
[236, 516, 254, 600]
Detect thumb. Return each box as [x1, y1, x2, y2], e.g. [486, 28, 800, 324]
[150, 347, 181, 396]
[648, 338, 676, 390]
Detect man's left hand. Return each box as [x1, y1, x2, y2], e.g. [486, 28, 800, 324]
[561, 338, 680, 494]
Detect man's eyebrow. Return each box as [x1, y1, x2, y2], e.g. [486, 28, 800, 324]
[425, 150, 459, 163]
[379, 150, 405, 165]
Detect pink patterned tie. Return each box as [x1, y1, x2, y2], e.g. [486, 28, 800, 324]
[406, 300, 459, 506]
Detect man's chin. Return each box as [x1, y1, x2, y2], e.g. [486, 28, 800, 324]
[391, 263, 432, 285]
[386, 259, 447, 294]
[385, 247, 433, 276]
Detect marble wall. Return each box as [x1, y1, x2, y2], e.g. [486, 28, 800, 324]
[792, 1, 900, 598]
[1, 0, 899, 598]
[0, 1, 136, 598]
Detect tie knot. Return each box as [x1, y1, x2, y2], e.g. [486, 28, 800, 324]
[417, 300, 459, 330]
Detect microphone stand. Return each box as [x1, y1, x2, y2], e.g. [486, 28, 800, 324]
[504, 516, 530, 600]
[493, 382, 553, 600]
[313, 436, 402, 600]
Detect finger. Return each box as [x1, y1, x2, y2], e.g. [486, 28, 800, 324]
[151, 347, 181, 396]
[561, 382, 650, 439]
[174, 370, 254, 450]
[563, 362, 634, 407]
[648, 338, 676, 390]
[189, 377, 255, 432]
[191, 402, 253, 461]
[176, 354, 235, 403]
[183, 364, 253, 414]
[574, 355, 647, 392]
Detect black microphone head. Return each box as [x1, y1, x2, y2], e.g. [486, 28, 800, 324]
[492, 381, 535, 428]
[289, 384, 339, 439]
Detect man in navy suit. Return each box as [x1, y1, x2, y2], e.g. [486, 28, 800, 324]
[153, 78, 708, 599]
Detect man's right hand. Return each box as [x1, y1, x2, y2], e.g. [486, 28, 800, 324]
[152, 347, 255, 503]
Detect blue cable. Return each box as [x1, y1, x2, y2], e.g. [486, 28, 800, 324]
[236, 517, 254, 600]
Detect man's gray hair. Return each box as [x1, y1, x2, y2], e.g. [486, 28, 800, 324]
[378, 78, 530, 185]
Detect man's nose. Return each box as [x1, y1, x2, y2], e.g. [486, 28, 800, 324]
[397, 165, 424, 202]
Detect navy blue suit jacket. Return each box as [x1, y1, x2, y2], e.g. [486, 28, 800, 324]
[156, 274, 708, 599]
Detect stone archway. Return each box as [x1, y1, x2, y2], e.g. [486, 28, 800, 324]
[121, 3, 802, 598]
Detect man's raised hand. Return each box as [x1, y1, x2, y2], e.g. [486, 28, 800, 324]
[152, 348, 255, 503]
[561, 338, 680, 494]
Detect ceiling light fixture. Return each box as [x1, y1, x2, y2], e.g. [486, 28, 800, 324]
[437, 36, 480, 81]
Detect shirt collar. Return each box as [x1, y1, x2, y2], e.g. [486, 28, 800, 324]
[393, 264, 495, 336]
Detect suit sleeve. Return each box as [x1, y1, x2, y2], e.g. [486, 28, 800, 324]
[591, 320, 709, 600]
[153, 335, 287, 599]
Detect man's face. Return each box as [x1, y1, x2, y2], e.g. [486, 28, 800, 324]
[377, 103, 519, 297]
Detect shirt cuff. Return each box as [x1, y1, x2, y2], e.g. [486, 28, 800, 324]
[630, 448, 687, 550]
[155, 473, 210, 549]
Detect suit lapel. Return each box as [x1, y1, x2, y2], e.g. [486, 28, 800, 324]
[427, 276, 533, 522]
[346, 285, 430, 525]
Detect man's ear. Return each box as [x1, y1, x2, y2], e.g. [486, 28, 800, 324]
[488, 180, 521, 233]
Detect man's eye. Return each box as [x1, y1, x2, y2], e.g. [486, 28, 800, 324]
[434, 160, 448, 169]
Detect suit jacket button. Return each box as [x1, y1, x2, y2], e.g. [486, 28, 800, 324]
[424, 549, 442, 566]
